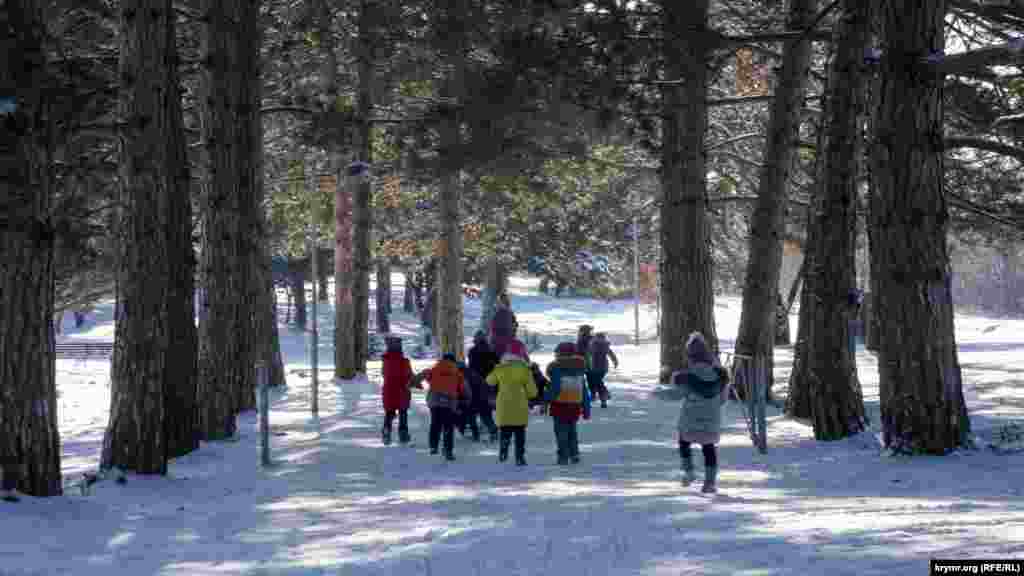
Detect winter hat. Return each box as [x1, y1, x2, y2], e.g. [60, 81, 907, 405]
[504, 338, 529, 359]
[685, 332, 714, 365]
[554, 342, 577, 356]
[473, 330, 488, 344]
[442, 352, 457, 363]
[385, 336, 403, 353]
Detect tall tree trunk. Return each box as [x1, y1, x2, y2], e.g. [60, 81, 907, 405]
[103, 0, 194, 472]
[291, 266, 308, 330]
[659, 0, 716, 382]
[479, 256, 506, 335]
[0, 0, 62, 496]
[350, 0, 374, 373]
[774, 293, 791, 345]
[791, 0, 869, 441]
[163, 67, 199, 460]
[376, 260, 390, 334]
[403, 270, 416, 313]
[318, 249, 329, 301]
[871, 0, 970, 454]
[787, 281, 814, 419]
[382, 261, 392, 313]
[238, 0, 265, 410]
[196, 0, 254, 440]
[1000, 242, 1017, 315]
[258, 256, 286, 388]
[436, 0, 466, 359]
[735, 0, 815, 396]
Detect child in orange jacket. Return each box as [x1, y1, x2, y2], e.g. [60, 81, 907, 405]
[419, 353, 469, 461]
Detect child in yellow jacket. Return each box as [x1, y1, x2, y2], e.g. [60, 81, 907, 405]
[486, 349, 537, 465]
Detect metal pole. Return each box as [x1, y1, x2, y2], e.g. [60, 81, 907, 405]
[310, 232, 319, 417]
[633, 206, 640, 346]
[258, 361, 271, 467]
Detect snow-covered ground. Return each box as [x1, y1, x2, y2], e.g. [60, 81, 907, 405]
[6, 275, 1024, 575]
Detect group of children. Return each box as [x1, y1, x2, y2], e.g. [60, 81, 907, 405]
[380, 310, 728, 492]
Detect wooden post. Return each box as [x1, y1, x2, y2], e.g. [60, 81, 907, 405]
[257, 362, 270, 467]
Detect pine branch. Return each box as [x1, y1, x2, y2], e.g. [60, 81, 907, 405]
[931, 40, 1024, 77]
[944, 136, 1024, 163]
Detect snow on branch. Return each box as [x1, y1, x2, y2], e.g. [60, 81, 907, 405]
[930, 40, 1024, 76]
[944, 136, 1024, 163]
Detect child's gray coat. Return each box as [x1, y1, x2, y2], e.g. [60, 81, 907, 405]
[673, 363, 726, 445]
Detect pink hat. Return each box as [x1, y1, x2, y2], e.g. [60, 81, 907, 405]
[504, 339, 528, 359]
[554, 342, 577, 356]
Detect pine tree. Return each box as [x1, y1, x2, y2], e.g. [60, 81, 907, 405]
[659, 0, 718, 380]
[789, 0, 869, 440]
[0, 0, 63, 496]
[734, 0, 816, 398]
[870, 0, 971, 454]
[102, 0, 195, 473]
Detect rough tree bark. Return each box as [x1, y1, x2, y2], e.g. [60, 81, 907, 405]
[790, 0, 868, 441]
[659, 0, 717, 381]
[376, 260, 391, 334]
[735, 0, 815, 397]
[103, 0, 195, 472]
[335, 172, 355, 378]
[436, 0, 467, 359]
[871, 0, 971, 454]
[351, 0, 374, 372]
[0, 0, 63, 496]
[290, 263, 308, 330]
[318, 248, 329, 302]
[235, 0, 263, 412]
[403, 270, 416, 313]
[479, 256, 507, 336]
[196, 0, 255, 440]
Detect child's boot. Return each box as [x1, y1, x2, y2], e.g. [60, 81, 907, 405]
[681, 456, 697, 486]
[398, 412, 410, 444]
[498, 435, 510, 462]
[702, 465, 718, 494]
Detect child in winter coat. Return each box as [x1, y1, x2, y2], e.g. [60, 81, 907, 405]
[456, 361, 497, 442]
[587, 332, 619, 408]
[543, 342, 592, 465]
[381, 336, 415, 445]
[673, 332, 729, 493]
[468, 330, 500, 442]
[420, 352, 469, 461]
[485, 349, 538, 465]
[528, 362, 550, 409]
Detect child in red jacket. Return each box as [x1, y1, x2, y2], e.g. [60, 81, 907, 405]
[381, 336, 415, 445]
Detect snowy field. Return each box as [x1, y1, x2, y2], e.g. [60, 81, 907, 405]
[4, 275, 1024, 575]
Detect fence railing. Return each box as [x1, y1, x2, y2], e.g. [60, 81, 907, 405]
[55, 341, 115, 359]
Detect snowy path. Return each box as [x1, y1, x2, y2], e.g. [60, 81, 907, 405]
[5, 277, 1024, 575]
